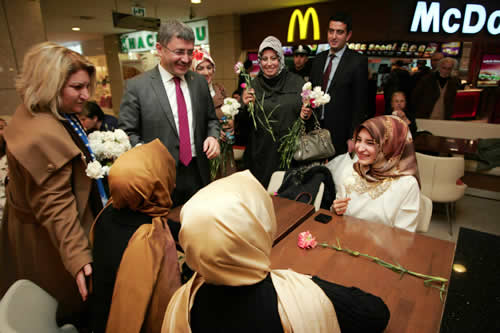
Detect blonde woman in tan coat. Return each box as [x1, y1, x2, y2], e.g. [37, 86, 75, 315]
[0, 42, 103, 328]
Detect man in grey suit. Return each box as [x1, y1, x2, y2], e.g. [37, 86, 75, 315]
[119, 20, 220, 206]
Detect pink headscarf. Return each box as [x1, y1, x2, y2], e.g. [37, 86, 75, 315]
[191, 48, 215, 72]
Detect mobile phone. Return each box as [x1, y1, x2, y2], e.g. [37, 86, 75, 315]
[314, 213, 332, 224]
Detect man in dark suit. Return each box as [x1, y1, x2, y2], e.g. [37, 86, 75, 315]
[309, 13, 368, 155]
[119, 20, 220, 206]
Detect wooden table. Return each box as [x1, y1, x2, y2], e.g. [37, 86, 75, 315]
[414, 134, 478, 155]
[168, 196, 315, 245]
[271, 210, 456, 333]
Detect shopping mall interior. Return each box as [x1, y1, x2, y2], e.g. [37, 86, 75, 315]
[1, 0, 499, 332]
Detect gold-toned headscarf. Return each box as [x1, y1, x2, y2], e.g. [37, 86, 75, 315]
[353, 115, 420, 186]
[162, 170, 340, 333]
[98, 139, 180, 333]
[108, 138, 175, 214]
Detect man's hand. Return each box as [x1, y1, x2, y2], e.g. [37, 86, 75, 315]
[75, 263, 92, 301]
[203, 136, 220, 159]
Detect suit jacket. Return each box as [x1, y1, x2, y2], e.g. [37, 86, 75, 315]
[310, 49, 368, 155]
[412, 72, 460, 120]
[1, 105, 100, 324]
[118, 66, 220, 185]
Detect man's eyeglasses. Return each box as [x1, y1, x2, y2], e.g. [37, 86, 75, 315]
[163, 45, 194, 57]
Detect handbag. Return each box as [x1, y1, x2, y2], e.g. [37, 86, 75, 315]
[293, 118, 335, 161]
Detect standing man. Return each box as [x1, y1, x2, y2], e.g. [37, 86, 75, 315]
[289, 45, 312, 81]
[412, 57, 460, 120]
[309, 13, 368, 155]
[119, 20, 220, 206]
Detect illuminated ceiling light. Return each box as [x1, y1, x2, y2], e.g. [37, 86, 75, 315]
[72, 27, 81, 31]
[452, 264, 467, 273]
[191, 0, 201, 3]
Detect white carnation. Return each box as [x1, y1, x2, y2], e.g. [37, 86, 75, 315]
[101, 165, 111, 176]
[113, 129, 129, 143]
[86, 160, 105, 179]
[102, 131, 115, 142]
[88, 131, 104, 142]
[302, 82, 312, 91]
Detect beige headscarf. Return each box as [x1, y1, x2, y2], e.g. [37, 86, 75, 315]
[162, 170, 340, 332]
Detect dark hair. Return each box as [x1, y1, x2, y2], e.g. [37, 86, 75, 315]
[328, 13, 352, 32]
[158, 19, 195, 46]
[84, 101, 105, 121]
[232, 90, 241, 96]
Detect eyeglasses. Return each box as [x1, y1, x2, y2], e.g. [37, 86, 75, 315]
[163, 45, 194, 57]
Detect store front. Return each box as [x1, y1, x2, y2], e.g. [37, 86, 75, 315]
[240, 0, 499, 120]
[118, 19, 210, 81]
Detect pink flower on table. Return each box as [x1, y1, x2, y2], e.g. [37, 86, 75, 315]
[298, 231, 317, 249]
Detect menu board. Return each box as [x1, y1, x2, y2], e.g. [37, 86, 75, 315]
[347, 41, 461, 58]
[477, 54, 500, 87]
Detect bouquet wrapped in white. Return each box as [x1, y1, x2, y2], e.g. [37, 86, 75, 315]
[85, 129, 132, 179]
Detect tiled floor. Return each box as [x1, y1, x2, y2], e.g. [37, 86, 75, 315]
[424, 192, 500, 242]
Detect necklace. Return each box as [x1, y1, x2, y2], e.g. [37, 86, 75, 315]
[345, 170, 394, 200]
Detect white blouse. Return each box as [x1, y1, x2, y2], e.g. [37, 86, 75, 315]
[326, 153, 420, 232]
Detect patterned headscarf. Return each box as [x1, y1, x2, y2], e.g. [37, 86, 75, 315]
[162, 171, 340, 333]
[191, 48, 215, 72]
[258, 36, 285, 77]
[353, 115, 420, 186]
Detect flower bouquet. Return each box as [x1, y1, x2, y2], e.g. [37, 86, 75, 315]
[235, 62, 277, 141]
[210, 97, 240, 180]
[278, 82, 331, 169]
[85, 129, 132, 179]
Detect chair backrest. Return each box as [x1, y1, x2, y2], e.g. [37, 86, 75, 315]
[267, 171, 323, 211]
[416, 152, 465, 202]
[0, 280, 78, 333]
[267, 171, 285, 194]
[415, 193, 433, 233]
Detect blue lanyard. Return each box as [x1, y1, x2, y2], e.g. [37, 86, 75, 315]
[63, 114, 108, 206]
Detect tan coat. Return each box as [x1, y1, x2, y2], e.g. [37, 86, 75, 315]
[0, 105, 97, 322]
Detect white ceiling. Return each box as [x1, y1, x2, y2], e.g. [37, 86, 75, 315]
[40, 0, 326, 46]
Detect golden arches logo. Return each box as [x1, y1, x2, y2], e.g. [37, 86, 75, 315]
[287, 7, 320, 43]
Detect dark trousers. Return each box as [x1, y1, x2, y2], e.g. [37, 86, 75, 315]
[172, 157, 203, 207]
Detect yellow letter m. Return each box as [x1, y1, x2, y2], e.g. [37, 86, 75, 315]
[287, 7, 320, 43]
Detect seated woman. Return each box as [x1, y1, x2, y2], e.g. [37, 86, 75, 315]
[162, 171, 390, 333]
[90, 139, 181, 333]
[328, 115, 421, 232]
[388, 91, 416, 137]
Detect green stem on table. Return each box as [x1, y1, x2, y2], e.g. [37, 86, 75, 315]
[318, 238, 448, 302]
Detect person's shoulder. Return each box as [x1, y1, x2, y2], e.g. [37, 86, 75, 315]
[285, 70, 305, 86]
[125, 67, 158, 87]
[394, 175, 419, 190]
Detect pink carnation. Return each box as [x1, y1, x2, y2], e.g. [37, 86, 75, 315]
[298, 231, 317, 249]
[240, 82, 247, 89]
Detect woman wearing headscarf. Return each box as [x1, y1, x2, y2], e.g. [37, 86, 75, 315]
[327, 115, 421, 232]
[240, 36, 306, 187]
[0, 42, 104, 327]
[162, 170, 390, 333]
[90, 139, 181, 333]
[191, 49, 236, 178]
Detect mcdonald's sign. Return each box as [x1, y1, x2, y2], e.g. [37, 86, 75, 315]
[287, 7, 320, 43]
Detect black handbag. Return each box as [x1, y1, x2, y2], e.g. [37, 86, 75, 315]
[293, 118, 335, 161]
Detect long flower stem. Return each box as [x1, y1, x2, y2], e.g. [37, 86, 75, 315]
[318, 239, 448, 301]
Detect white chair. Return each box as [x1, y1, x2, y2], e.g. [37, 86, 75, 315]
[415, 193, 433, 233]
[267, 171, 324, 211]
[416, 152, 468, 235]
[0, 280, 78, 333]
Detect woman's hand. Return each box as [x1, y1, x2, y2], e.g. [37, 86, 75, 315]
[241, 88, 255, 106]
[300, 104, 313, 120]
[331, 198, 351, 215]
[220, 119, 235, 142]
[75, 263, 92, 301]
